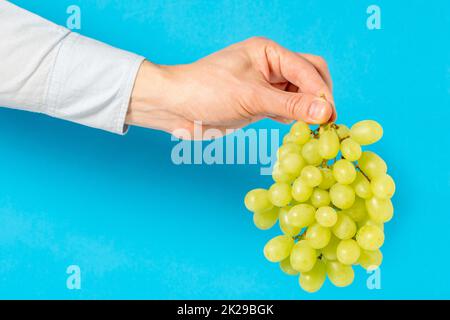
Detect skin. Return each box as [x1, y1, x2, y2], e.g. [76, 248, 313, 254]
[126, 37, 336, 139]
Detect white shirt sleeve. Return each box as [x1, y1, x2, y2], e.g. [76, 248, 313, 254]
[0, 1, 145, 134]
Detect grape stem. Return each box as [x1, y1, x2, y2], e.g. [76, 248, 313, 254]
[331, 205, 341, 211]
[320, 159, 329, 168]
[293, 232, 306, 241]
[356, 165, 371, 182]
[311, 127, 320, 139]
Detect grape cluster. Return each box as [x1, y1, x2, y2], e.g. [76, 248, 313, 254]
[244, 120, 395, 292]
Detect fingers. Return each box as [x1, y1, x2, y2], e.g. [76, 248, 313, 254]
[267, 115, 294, 124]
[268, 44, 332, 98]
[260, 88, 333, 124]
[260, 41, 336, 122]
[275, 48, 335, 122]
[299, 53, 333, 92]
[299, 53, 337, 122]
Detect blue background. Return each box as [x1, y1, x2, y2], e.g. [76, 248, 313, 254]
[1, 0, 449, 299]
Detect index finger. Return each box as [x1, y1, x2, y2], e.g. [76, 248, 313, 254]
[266, 44, 336, 121]
[299, 53, 336, 122]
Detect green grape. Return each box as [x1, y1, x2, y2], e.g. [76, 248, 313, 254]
[310, 189, 331, 208]
[371, 174, 396, 199]
[301, 165, 323, 187]
[289, 121, 312, 145]
[280, 257, 299, 275]
[344, 197, 367, 222]
[290, 240, 317, 272]
[305, 223, 331, 249]
[366, 197, 394, 223]
[356, 224, 384, 250]
[318, 126, 326, 135]
[280, 153, 305, 176]
[336, 124, 350, 140]
[247, 119, 392, 293]
[358, 151, 387, 179]
[350, 120, 383, 146]
[284, 133, 309, 145]
[268, 182, 292, 207]
[279, 206, 302, 236]
[287, 203, 316, 228]
[272, 162, 296, 183]
[332, 159, 357, 185]
[358, 249, 383, 270]
[357, 217, 384, 232]
[301, 139, 323, 165]
[320, 235, 339, 260]
[282, 133, 295, 144]
[253, 207, 279, 230]
[318, 168, 336, 189]
[332, 212, 357, 240]
[291, 178, 313, 202]
[329, 183, 355, 209]
[263, 235, 294, 263]
[244, 188, 273, 212]
[299, 260, 326, 293]
[315, 206, 337, 227]
[277, 143, 302, 159]
[351, 171, 373, 199]
[318, 128, 340, 159]
[340, 138, 362, 162]
[336, 239, 361, 265]
[326, 261, 355, 287]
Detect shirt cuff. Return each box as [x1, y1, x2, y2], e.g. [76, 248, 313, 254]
[45, 31, 144, 134]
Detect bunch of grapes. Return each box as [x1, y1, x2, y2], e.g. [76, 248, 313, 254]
[244, 120, 395, 292]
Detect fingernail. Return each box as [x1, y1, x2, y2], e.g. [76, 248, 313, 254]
[308, 99, 330, 122]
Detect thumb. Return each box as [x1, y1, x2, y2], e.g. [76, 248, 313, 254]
[262, 89, 334, 124]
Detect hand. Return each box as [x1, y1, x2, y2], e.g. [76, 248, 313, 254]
[126, 37, 336, 139]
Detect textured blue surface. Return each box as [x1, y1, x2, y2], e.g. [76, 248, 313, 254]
[1, 0, 449, 299]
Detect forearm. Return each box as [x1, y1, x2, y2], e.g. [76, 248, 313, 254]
[0, 1, 144, 134]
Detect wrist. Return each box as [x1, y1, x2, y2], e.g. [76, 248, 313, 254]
[126, 60, 173, 131]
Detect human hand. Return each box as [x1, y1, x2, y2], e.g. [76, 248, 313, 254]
[126, 37, 336, 139]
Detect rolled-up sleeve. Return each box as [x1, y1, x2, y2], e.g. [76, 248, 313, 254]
[0, 1, 144, 134]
